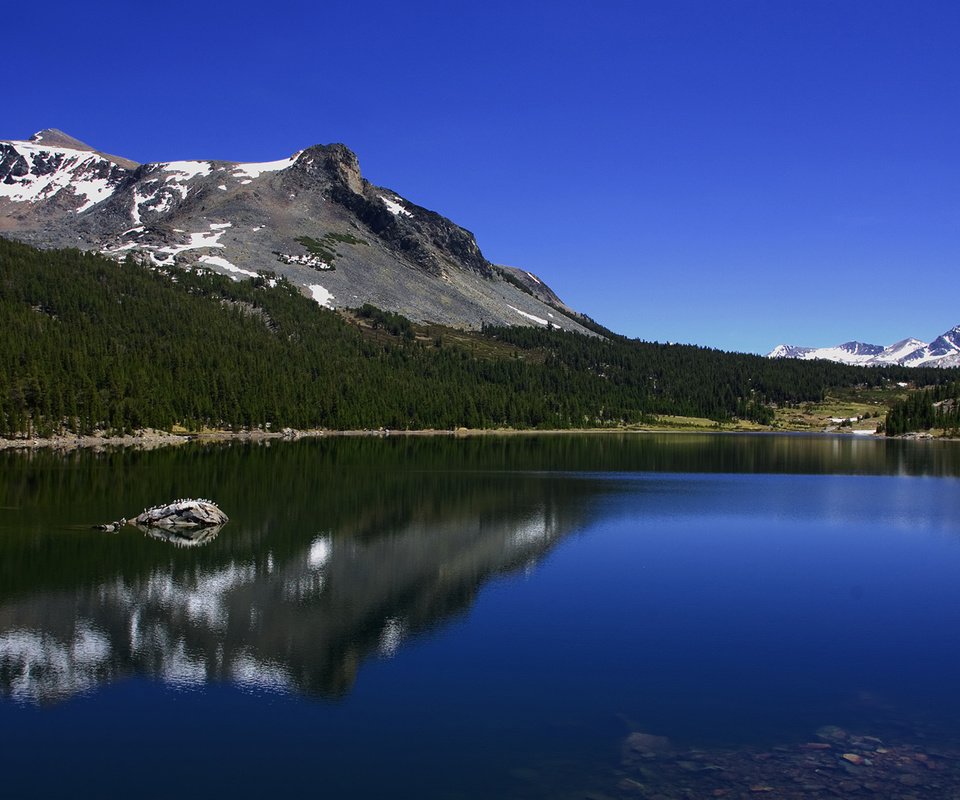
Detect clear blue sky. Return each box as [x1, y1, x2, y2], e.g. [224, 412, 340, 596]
[5, 0, 959, 353]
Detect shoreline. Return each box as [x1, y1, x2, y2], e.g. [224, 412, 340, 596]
[0, 424, 922, 453]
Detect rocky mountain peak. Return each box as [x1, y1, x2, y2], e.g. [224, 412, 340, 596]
[296, 143, 364, 194]
[926, 327, 960, 357]
[837, 341, 884, 356]
[29, 129, 94, 151]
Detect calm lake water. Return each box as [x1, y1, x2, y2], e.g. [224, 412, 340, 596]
[1, 433, 959, 798]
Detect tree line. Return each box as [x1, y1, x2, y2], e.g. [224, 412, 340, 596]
[1, 237, 956, 437]
[482, 325, 953, 424]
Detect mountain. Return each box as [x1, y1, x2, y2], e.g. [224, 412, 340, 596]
[0, 129, 591, 333]
[767, 327, 960, 367]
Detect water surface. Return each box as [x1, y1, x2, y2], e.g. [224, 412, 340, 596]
[1, 434, 959, 798]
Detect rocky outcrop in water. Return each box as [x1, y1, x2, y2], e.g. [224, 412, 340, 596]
[134, 499, 228, 529]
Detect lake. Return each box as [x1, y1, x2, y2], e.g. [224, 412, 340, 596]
[1, 433, 959, 798]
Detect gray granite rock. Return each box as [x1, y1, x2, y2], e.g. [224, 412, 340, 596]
[134, 499, 228, 529]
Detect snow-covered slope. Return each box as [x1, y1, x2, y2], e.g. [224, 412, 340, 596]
[0, 135, 129, 216]
[767, 344, 816, 360]
[767, 328, 960, 368]
[880, 338, 928, 365]
[0, 129, 594, 334]
[896, 327, 960, 368]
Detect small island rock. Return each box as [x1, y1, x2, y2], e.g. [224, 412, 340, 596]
[135, 499, 228, 529]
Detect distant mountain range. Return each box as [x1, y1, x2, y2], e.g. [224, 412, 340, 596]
[768, 325, 960, 368]
[0, 129, 592, 333]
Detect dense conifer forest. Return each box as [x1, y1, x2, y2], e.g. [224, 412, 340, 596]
[884, 382, 960, 436]
[0, 238, 954, 437]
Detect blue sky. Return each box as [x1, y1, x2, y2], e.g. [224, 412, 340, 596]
[5, 0, 959, 353]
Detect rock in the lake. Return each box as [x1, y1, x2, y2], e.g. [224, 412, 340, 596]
[93, 517, 126, 532]
[134, 499, 228, 529]
[623, 732, 674, 758]
[817, 725, 849, 743]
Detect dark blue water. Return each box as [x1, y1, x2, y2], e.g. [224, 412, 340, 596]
[1, 435, 959, 798]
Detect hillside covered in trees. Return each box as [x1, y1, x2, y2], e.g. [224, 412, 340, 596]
[884, 382, 960, 436]
[0, 238, 955, 437]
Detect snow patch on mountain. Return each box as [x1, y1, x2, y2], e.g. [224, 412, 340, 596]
[380, 194, 413, 217]
[160, 161, 212, 181]
[507, 305, 548, 325]
[307, 284, 334, 308]
[151, 161, 214, 203]
[131, 182, 178, 221]
[163, 229, 226, 254]
[135, 224, 232, 265]
[233, 153, 300, 179]
[199, 255, 258, 279]
[71, 175, 117, 211]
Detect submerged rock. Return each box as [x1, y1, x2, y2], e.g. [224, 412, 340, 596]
[134, 499, 228, 529]
[817, 725, 850, 743]
[93, 517, 126, 532]
[623, 732, 675, 759]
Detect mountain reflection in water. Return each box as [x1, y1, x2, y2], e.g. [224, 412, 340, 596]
[0, 437, 607, 703]
[1, 432, 959, 707]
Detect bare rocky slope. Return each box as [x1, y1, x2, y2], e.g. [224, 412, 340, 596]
[1, 129, 593, 333]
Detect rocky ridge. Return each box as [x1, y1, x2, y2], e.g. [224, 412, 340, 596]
[0, 129, 593, 333]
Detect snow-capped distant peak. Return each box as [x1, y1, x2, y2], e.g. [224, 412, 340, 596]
[927, 326, 960, 355]
[768, 344, 814, 359]
[881, 338, 927, 363]
[767, 325, 960, 368]
[836, 341, 885, 357]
